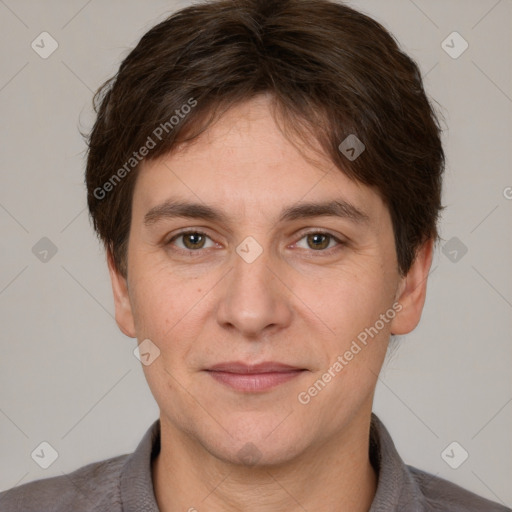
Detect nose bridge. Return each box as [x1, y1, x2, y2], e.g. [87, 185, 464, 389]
[216, 241, 291, 337]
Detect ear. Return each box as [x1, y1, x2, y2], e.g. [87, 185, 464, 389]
[390, 238, 434, 335]
[107, 249, 136, 338]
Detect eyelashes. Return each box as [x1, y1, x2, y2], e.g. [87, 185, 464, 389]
[166, 229, 346, 256]
[168, 231, 215, 251]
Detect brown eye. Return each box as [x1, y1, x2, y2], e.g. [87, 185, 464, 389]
[182, 232, 206, 249]
[294, 231, 343, 253]
[306, 233, 332, 250]
[169, 231, 214, 251]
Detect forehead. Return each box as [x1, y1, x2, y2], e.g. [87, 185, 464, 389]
[133, 97, 386, 222]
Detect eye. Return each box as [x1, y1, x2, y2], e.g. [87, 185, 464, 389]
[168, 231, 216, 251]
[295, 232, 342, 251]
[166, 230, 344, 254]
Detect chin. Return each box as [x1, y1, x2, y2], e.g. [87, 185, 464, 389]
[212, 437, 306, 468]
[195, 414, 311, 468]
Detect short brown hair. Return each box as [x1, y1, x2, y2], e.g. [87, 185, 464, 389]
[85, 0, 444, 278]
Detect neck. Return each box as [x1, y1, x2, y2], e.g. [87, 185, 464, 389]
[152, 412, 378, 512]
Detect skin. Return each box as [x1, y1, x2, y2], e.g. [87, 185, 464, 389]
[108, 95, 433, 512]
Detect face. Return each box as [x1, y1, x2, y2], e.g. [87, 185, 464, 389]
[109, 95, 432, 465]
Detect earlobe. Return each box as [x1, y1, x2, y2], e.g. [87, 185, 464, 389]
[107, 250, 137, 338]
[390, 239, 434, 335]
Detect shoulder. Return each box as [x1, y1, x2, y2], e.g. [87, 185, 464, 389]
[0, 453, 129, 512]
[407, 465, 511, 512]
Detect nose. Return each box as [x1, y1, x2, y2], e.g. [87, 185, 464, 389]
[216, 247, 293, 339]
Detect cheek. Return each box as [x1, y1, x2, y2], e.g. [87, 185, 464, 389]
[128, 267, 188, 339]
[302, 264, 391, 340]
[128, 264, 217, 362]
[299, 270, 394, 414]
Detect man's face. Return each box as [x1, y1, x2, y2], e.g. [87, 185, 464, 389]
[110, 96, 428, 465]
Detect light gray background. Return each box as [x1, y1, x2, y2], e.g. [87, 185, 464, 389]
[0, 0, 511, 506]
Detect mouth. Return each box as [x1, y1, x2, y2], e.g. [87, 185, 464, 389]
[205, 361, 307, 393]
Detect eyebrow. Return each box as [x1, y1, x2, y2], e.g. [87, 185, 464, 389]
[143, 198, 370, 227]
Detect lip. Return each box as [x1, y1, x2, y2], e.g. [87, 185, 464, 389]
[206, 361, 306, 392]
[208, 361, 304, 373]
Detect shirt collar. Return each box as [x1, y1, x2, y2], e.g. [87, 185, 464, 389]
[120, 413, 424, 512]
[368, 413, 424, 511]
[120, 420, 161, 512]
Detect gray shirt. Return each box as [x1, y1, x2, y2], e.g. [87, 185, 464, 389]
[0, 414, 509, 511]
